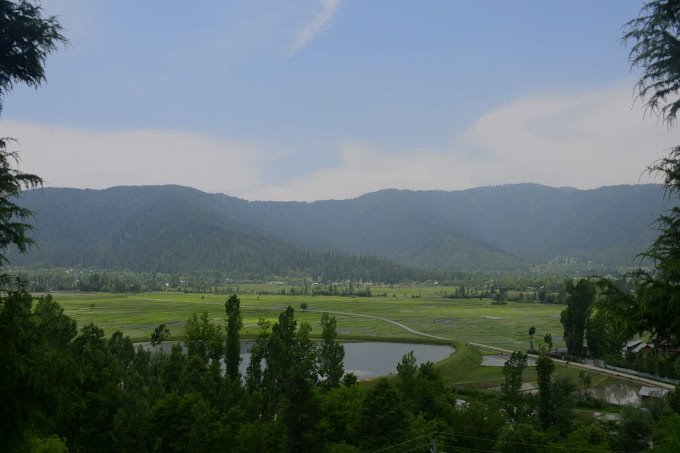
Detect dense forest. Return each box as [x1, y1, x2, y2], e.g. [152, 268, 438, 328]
[8, 186, 443, 282]
[5, 292, 680, 453]
[10, 183, 672, 276]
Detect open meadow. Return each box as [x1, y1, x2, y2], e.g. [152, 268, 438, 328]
[50, 285, 565, 349]
[49, 285, 582, 389]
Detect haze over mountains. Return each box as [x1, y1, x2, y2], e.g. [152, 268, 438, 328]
[10, 183, 672, 278]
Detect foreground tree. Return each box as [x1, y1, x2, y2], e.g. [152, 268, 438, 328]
[501, 351, 530, 423]
[605, 0, 680, 352]
[225, 294, 243, 381]
[536, 354, 555, 429]
[184, 311, 224, 363]
[561, 279, 595, 358]
[318, 312, 344, 391]
[0, 2, 65, 450]
[356, 379, 407, 451]
[623, 0, 680, 126]
[0, 0, 65, 109]
[0, 140, 42, 271]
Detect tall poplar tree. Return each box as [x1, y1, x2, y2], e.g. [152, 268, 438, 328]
[318, 312, 344, 391]
[560, 279, 595, 358]
[225, 294, 243, 381]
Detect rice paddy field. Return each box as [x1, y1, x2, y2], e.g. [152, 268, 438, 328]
[47, 285, 577, 388]
[49, 285, 565, 350]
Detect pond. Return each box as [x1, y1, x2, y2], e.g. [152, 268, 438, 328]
[588, 382, 643, 406]
[481, 354, 537, 367]
[136, 340, 454, 380]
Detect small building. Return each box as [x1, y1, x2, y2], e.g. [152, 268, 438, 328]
[622, 340, 653, 358]
[639, 386, 669, 399]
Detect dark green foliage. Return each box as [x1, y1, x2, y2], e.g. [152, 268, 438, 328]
[0, 292, 78, 451]
[604, 149, 680, 348]
[0, 0, 65, 108]
[112, 395, 154, 453]
[11, 186, 440, 282]
[341, 372, 357, 387]
[669, 385, 680, 414]
[0, 0, 63, 277]
[356, 379, 407, 451]
[241, 307, 323, 452]
[245, 318, 269, 394]
[501, 351, 530, 423]
[11, 183, 673, 275]
[7, 296, 678, 453]
[0, 139, 42, 271]
[613, 407, 653, 453]
[225, 294, 243, 382]
[653, 413, 680, 451]
[495, 423, 547, 453]
[601, 0, 680, 359]
[150, 323, 169, 346]
[317, 386, 364, 445]
[543, 332, 553, 352]
[623, 0, 680, 125]
[397, 358, 456, 421]
[318, 312, 344, 391]
[550, 374, 577, 434]
[450, 398, 506, 452]
[184, 311, 224, 362]
[536, 354, 555, 429]
[281, 367, 321, 453]
[68, 323, 125, 452]
[0, 290, 56, 450]
[557, 421, 611, 452]
[585, 307, 627, 359]
[561, 279, 595, 358]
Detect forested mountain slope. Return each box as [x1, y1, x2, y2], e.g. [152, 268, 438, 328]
[212, 183, 669, 269]
[11, 183, 671, 275]
[10, 186, 430, 281]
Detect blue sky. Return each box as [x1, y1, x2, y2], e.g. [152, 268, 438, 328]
[3, 0, 679, 200]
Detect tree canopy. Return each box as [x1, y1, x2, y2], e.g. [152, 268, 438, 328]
[623, 0, 680, 125]
[0, 0, 65, 110]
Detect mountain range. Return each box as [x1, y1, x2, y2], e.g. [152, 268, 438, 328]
[8, 183, 673, 278]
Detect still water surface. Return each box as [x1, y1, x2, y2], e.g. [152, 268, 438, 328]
[137, 341, 454, 380]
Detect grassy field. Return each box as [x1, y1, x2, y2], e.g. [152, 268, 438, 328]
[50, 287, 565, 350]
[46, 286, 577, 389]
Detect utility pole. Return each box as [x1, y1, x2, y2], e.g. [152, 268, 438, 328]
[431, 431, 438, 453]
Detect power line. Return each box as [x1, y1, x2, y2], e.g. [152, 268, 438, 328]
[400, 442, 434, 453]
[438, 431, 610, 452]
[371, 433, 433, 453]
[371, 429, 613, 453]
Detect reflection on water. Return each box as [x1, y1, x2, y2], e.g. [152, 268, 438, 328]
[335, 342, 454, 380]
[481, 354, 537, 367]
[588, 382, 642, 406]
[137, 341, 455, 381]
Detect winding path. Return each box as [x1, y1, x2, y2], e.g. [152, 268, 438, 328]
[139, 296, 676, 390]
[243, 305, 452, 342]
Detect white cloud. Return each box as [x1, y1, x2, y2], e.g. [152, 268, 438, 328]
[290, 0, 341, 54]
[0, 120, 268, 195]
[244, 83, 680, 201]
[3, 82, 677, 202]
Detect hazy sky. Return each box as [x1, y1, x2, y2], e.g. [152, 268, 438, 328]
[3, 0, 679, 201]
